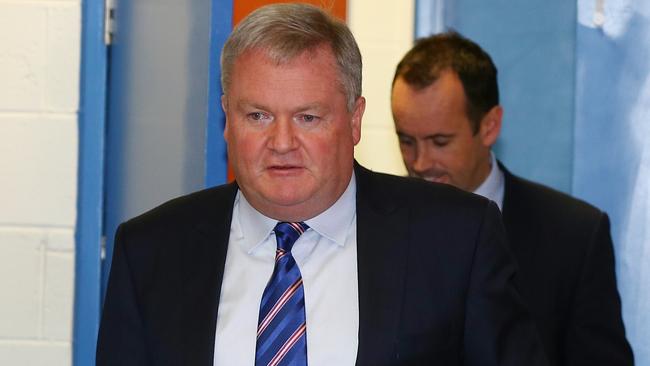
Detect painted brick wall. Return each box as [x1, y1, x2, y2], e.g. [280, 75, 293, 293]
[349, 0, 413, 176]
[0, 0, 80, 365]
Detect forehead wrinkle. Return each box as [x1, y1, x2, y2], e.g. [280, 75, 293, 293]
[295, 102, 329, 113]
[233, 98, 270, 111]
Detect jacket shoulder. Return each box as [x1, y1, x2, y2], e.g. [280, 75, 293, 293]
[355, 164, 494, 226]
[504, 172, 605, 225]
[121, 183, 238, 235]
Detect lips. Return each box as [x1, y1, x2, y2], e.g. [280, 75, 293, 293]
[267, 164, 305, 176]
[269, 164, 302, 170]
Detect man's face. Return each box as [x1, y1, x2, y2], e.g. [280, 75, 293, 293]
[391, 70, 499, 192]
[223, 45, 364, 221]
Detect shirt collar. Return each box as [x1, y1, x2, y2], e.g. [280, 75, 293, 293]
[233, 172, 357, 253]
[473, 152, 505, 210]
[304, 172, 356, 247]
[232, 191, 278, 254]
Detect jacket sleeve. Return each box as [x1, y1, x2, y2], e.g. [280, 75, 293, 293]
[564, 214, 634, 366]
[463, 201, 549, 366]
[96, 223, 151, 366]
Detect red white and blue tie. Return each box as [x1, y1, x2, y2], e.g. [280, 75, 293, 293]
[255, 222, 309, 366]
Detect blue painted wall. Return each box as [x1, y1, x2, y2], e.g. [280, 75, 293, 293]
[574, 2, 650, 363]
[206, 0, 232, 187]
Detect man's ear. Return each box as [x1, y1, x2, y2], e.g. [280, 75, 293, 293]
[222, 94, 229, 140]
[479, 105, 502, 147]
[221, 94, 228, 113]
[351, 96, 365, 145]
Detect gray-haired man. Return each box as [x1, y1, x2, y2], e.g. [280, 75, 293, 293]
[97, 4, 548, 365]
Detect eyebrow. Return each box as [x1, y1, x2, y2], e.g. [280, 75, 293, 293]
[396, 131, 454, 140]
[235, 100, 330, 116]
[396, 131, 413, 139]
[236, 100, 269, 111]
[294, 103, 325, 113]
[428, 133, 454, 139]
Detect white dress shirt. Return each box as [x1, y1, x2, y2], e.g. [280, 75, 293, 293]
[214, 174, 359, 366]
[473, 152, 505, 211]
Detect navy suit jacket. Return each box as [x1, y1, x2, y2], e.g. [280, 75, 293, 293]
[97, 163, 548, 365]
[499, 163, 633, 366]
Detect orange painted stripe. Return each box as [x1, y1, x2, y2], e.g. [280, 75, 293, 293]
[226, 0, 347, 182]
[234, 0, 346, 25]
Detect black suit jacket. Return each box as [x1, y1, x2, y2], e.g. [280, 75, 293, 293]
[97, 164, 548, 365]
[499, 163, 633, 366]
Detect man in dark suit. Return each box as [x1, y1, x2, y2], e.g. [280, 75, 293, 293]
[97, 5, 548, 365]
[391, 31, 634, 366]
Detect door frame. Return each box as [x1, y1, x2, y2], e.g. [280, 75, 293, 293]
[74, 0, 108, 364]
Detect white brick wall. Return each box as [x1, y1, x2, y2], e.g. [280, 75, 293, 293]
[0, 0, 80, 364]
[349, 0, 413, 175]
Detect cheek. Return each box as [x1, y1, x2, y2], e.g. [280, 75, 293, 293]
[229, 132, 265, 167]
[429, 151, 456, 171]
[446, 153, 476, 180]
[306, 128, 339, 151]
[399, 144, 414, 160]
[457, 142, 481, 167]
[312, 139, 339, 164]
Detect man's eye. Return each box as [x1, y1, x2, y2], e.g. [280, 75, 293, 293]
[248, 112, 269, 121]
[299, 114, 318, 123]
[433, 138, 450, 147]
[398, 137, 414, 146]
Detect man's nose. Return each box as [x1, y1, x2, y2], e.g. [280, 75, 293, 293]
[411, 144, 433, 173]
[269, 117, 299, 153]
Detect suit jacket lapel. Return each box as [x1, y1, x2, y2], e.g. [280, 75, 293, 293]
[499, 162, 538, 277]
[180, 183, 237, 365]
[499, 161, 522, 252]
[354, 164, 410, 365]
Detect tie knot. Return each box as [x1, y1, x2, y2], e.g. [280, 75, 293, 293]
[274, 222, 309, 252]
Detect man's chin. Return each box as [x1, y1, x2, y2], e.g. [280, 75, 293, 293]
[412, 174, 450, 185]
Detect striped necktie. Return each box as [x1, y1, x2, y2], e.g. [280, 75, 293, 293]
[255, 222, 309, 366]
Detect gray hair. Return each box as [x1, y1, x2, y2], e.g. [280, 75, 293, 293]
[221, 3, 362, 111]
